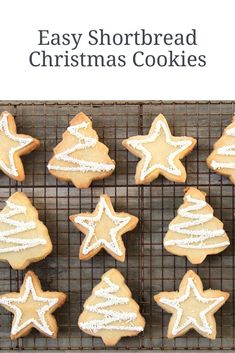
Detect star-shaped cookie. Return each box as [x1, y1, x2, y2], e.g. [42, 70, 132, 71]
[0, 111, 40, 181]
[154, 270, 229, 339]
[69, 194, 138, 261]
[0, 271, 66, 339]
[122, 114, 196, 184]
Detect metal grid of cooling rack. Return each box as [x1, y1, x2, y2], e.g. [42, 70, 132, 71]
[0, 101, 234, 351]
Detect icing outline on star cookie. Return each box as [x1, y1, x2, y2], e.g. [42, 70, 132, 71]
[0, 271, 66, 339]
[122, 114, 196, 184]
[154, 270, 229, 339]
[70, 194, 138, 262]
[0, 111, 40, 181]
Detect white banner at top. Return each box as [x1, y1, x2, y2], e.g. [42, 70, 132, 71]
[0, 0, 234, 100]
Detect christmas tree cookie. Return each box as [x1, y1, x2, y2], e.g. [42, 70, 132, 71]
[78, 268, 145, 346]
[0, 111, 40, 181]
[164, 187, 230, 264]
[154, 270, 229, 339]
[0, 192, 52, 269]
[0, 271, 66, 339]
[207, 116, 235, 184]
[47, 112, 115, 188]
[70, 194, 138, 262]
[122, 114, 196, 184]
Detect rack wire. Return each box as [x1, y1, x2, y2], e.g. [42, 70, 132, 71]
[0, 101, 234, 351]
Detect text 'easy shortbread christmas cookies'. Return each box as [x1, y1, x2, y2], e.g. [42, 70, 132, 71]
[70, 194, 138, 262]
[154, 270, 229, 339]
[0, 192, 52, 269]
[207, 116, 235, 184]
[47, 112, 115, 188]
[0, 111, 40, 181]
[78, 268, 145, 346]
[0, 271, 66, 339]
[122, 114, 196, 184]
[163, 187, 230, 264]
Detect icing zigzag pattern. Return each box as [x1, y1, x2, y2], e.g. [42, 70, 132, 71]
[207, 117, 235, 184]
[78, 269, 145, 346]
[79, 276, 143, 333]
[48, 121, 114, 172]
[0, 192, 52, 269]
[164, 187, 230, 264]
[0, 201, 46, 253]
[47, 112, 115, 188]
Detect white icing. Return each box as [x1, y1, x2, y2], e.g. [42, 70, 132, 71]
[75, 196, 131, 256]
[159, 277, 225, 335]
[211, 126, 235, 170]
[126, 119, 193, 181]
[79, 276, 144, 333]
[211, 160, 235, 170]
[164, 194, 229, 249]
[0, 112, 33, 176]
[0, 275, 58, 336]
[0, 200, 46, 253]
[47, 121, 115, 173]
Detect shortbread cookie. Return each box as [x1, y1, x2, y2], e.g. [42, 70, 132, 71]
[154, 270, 229, 339]
[0, 111, 40, 181]
[0, 191, 52, 269]
[207, 116, 235, 184]
[122, 114, 196, 184]
[70, 194, 138, 261]
[78, 268, 145, 346]
[47, 112, 115, 188]
[164, 187, 230, 264]
[0, 271, 66, 339]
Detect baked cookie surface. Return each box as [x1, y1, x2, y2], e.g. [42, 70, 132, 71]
[0, 191, 52, 269]
[0, 111, 40, 181]
[163, 187, 230, 264]
[70, 194, 138, 262]
[122, 114, 196, 184]
[47, 112, 115, 188]
[207, 116, 235, 184]
[0, 271, 66, 339]
[154, 270, 229, 339]
[78, 268, 145, 346]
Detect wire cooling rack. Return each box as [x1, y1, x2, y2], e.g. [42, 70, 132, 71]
[0, 101, 234, 351]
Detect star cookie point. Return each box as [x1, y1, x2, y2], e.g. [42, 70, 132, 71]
[122, 113, 196, 184]
[0, 111, 40, 181]
[154, 270, 229, 339]
[0, 271, 66, 339]
[70, 194, 138, 262]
